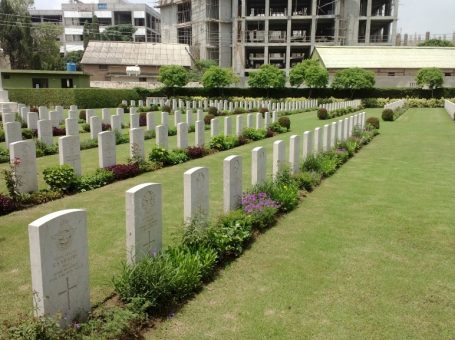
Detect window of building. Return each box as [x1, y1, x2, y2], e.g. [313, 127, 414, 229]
[139, 77, 147, 82]
[3, 74, 10, 79]
[178, 27, 192, 45]
[445, 72, 452, 77]
[61, 78, 74, 88]
[135, 35, 146, 42]
[98, 18, 112, 26]
[99, 65, 108, 70]
[32, 78, 49, 89]
[388, 72, 395, 76]
[177, 2, 191, 23]
[134, 18, 145, 26]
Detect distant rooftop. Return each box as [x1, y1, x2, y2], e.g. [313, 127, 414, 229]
[81, 41, 192, 67]
[313, 46, 455, 69]
[0, 69, 85, 75]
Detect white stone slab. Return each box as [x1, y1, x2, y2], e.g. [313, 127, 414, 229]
[59, 135, 81, 176]
[224, 155, 243, 213]
[98, 131, 116, 168]
[184, 167, 209, 222]
[9, 140, 38, 193]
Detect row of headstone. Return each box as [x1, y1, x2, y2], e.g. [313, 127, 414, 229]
[25, 111, 368, 328]
[384, 99, 406, 111]
[319, 100, 362, 113]
[444, 99, 455, 120]
[143, 97, 318, 113]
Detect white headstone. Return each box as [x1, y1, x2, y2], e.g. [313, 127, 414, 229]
[161, 112, 169, 126]
[289, 135, 301, 175]
[130, 113, 140, 129]
[235, 115, 243, 137]
[68, 110, 78, 120]
[177, 122, 188, 149]
[28, 209, 90, 327]
[323, 124, 331, 152]
[256, 113, 263, 129]
[65, 118, 79, 136]
[314, 127, 323, 154]
[89, 116, 101, 140]
[4, 121, 22, 146]
[196, 109, 204, 121]
[130, 128, 144, 159]
[126, 183, 162, 265]
[98, 131, 116, 168]
[337, 119, 343, 142]
[49, 111, 60, 128]
[111, 115, 122, 132]
[224, 155, 243, 213]
[101, 108, 111, 125]
[184, 167, 209, 222]
[246, 113, 254, 128]
[302, 130, 313, 160]
[2, 112, 15, 123]
[331, 122, 337, 148]
[9, 140, 38, 193]
[251, 146, 266, 186]
[38, 106, 49, 120]
[210, 118, 219, 137]
[273, 140, 286, 178]
[38, 119, 53, 146]
[85, 109, 95, 124]
[146, 112, 155, 131]
[224, 116, 232, 136]
[195, 120, 204, 147]
[59, 135, 81, 176]
[27, 111, 39, 130]
[155, 125, 168, 149]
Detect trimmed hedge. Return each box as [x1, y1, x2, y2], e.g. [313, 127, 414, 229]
[8, 88, 142, 109]
[8, 87, 455, 108]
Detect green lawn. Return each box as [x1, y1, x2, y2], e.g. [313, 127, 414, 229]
[146, 108, 455, 339]
[0, 108, 357, 323]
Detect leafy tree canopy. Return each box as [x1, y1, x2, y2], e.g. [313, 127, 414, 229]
[332, 68, 375, 90]
[159, 65, 189, 88]
[248, 64, 286, 89]
[289, 59, 328, 88]
[416, 67, 444, 91]
[201, 66, 239, 88]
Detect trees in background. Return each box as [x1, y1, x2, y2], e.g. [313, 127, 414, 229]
[289, 60, 329, 96]
[159, 65, 189, 92]
[418, 39, 453, 47]
[248, 64, 286, 92]
[416, 68, 444, 96]
[202, 66, 239, 89]
[331, 68, 375, 98]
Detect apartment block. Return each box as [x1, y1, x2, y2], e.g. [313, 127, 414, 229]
[160, 0, 399, 77]
[30, 0, 161, 53]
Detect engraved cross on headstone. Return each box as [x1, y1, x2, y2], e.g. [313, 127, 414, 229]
[58, 277, 77, 310]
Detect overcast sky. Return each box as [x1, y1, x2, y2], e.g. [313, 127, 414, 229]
[34, 0, 454, 36]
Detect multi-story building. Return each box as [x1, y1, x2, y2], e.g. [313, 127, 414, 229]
[160, 0, 399, 77]
[30, 0, 161, 53]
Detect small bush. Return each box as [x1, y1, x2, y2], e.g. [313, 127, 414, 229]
[269, 122, 288, 134]
[105, 163, 141, 180]
[52, 126, 66, 136]
[208, 106, 218, 116]
[382, 109, 394, 121]
[242, 128, 266, 141]
[79, 110, 86, 120]
[101, 123, 111, 131]
[278, 116, 291, 130]
[76, 168, 115, 192]
[168, 149, 190, 165]
[0, 146, 9, 163]
[139, 112, 147, 127]
[234, 108, 245, 115]
[80, 138, 98, 150]
[208, 135, 238, 151]
[302, 152, 340, 178]
[21, 128, 35, 140]
[162, 105, 171, 113]
[168, 127, 177, 136]
[293, 171, 322, 192]
[317, 107, 329, 120]
[366, 117, 380, 130]
[186, 146, 208, 159]
[149, 147, 171, 165]
[0, 129, 4, 142]
[241, 192, 279, 230]
[0, 194, 16, 216]
[259, 107, 268, 115]
[35, 141, 58, 157]
[17, 190, 63, 206]
[204, 114, 214, 125]
[43, 165, 78, 192]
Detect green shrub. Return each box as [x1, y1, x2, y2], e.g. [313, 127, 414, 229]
[149, 147, 171, 165]
[242, 128, 266, 141]
[204, 114, 214, 125]
[366, 117, 380, 129]
[162, 105, 171, 113]
[43, 165, 78, 192]
[302, 152, 340, 178]
[168, 149, 190, 165]
[168, 127, 177, 136]
[382, 108, 394, 121]
[81, 123, 90, 132]
[208, 135, 238, 151]
[35, 141, 58, 157]
[0, 146, 9, 163]
[208, 106, 218, 116]
[115, 131, 129, 144]
[317, 107, 329, 120]
[21, 128, 35, 140]
[0, 129, 4, 142]
[293, 171, 322, 192]
[278, 116, 291, 130]
[80, 138, 98, 150]
[269, 122, 288, 134]
[113, 245, 217, 310]
[76, 169, 115, 192]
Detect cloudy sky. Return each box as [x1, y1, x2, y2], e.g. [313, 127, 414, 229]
[34, 0, 454, 36]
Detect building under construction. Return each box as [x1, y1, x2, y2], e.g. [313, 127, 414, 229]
[159, 0, 399, 77]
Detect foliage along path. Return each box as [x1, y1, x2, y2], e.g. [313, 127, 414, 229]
[147, 108, 455, 339]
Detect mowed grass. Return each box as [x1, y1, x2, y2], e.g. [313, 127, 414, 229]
[147, 108, 455, 339]
[0, 108, 359, 323]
